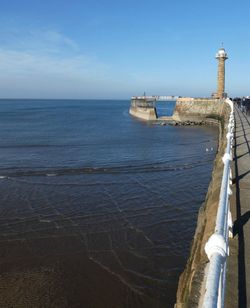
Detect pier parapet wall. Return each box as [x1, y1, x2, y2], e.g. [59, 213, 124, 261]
[172, 97, 225, 123]
[129, 96, 232, 306]
[174, 99, 231, 307]
[129, 97, 157, 121]
[129, 96, 225, 124]
[129, 106, 157, 121]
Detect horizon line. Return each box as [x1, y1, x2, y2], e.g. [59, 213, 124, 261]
[0, 97, 131, 101]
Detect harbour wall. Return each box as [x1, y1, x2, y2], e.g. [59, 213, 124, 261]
[129, 106, 157, 121]
[129, 97, 225, 124]
[172, 97, 225, 123]
[173, 99, 231, 307]
[130, 97, 231, 306]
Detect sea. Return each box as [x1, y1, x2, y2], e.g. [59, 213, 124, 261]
[0, 99, 218, 307]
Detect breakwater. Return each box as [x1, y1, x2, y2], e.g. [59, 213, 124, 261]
[130, 97, 231, 306]
[129, 97, 157, 120]
[172, 97, 225, 123]
[129, 97, 225, 124]
[173, 99, 231, 307]
[129, 105, 157, 120]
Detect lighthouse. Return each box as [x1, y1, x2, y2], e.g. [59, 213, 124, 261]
[215, 47, 228, 98]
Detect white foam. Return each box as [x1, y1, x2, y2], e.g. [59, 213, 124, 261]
[46, 173, 57, 177]
[39, 219, 51, 223]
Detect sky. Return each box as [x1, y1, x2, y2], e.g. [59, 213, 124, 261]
[0, 0, 249, 99]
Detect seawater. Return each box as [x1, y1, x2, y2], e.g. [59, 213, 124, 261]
[0, 99, 218, 307]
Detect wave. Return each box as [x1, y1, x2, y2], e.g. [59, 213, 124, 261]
[0, 158, 214, 178]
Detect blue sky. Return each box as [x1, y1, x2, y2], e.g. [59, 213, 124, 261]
[0, 0, 249, 99]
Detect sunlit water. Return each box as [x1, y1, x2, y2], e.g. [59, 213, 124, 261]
[0, 99, 218, 307]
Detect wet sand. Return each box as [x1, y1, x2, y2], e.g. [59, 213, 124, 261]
[0, 236, 170, 308]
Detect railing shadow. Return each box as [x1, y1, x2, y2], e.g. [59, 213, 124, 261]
[232, 170, 250, 184]
[233, 107, 248, 307]
[233, 211, 250, 236]
[233, 151, 249, 161]
[234, 140, 248, 148]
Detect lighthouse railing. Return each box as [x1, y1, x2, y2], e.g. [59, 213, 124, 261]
[201, 98, 234, 308]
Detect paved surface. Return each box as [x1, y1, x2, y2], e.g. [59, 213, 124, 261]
[225, 107, 250, 308]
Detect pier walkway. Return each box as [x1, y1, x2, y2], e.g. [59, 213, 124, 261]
[225, 107, 250, 308]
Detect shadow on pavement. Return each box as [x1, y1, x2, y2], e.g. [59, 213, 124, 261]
[233, 107, 249, 308]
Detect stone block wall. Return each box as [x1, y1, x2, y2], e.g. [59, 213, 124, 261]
[172, 98, 225, 122]
[129, 106, 157, 121]
[174, 100, 231, 307]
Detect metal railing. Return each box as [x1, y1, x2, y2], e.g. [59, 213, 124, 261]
[202, 98, 234, 308]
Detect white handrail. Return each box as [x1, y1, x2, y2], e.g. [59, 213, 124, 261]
[202, 98, 234, 308]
